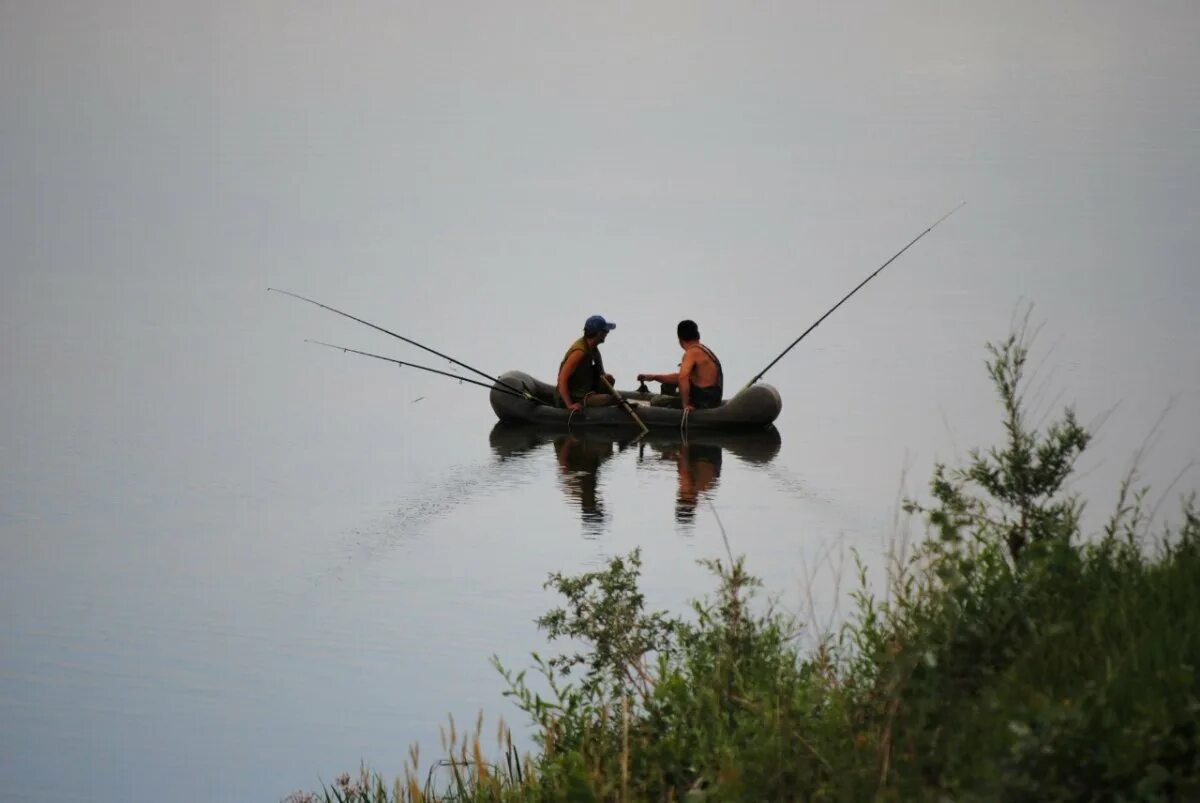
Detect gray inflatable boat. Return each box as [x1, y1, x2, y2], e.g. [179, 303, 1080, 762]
[489, 370, 781, 430]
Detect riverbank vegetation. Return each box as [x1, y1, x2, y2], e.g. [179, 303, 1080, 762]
[287, 326, 1200, 801]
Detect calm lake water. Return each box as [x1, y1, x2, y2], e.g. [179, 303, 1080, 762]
[3, 3, 1199, 801]
[0, 370, 892, 803]
[3, 294, 1196, 803]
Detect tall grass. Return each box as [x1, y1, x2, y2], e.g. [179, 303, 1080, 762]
[289, 324, 1200, 802]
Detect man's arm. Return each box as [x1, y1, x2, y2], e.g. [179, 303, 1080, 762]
[637, 370, 681, 383]
[558, 349, 585, 411]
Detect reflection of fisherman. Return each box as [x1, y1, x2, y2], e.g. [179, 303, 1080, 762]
[637, 320, 723, 411]
[554, 434, 615, 527]
[557, 315, 620, 412]
[660, 441, 722, 523]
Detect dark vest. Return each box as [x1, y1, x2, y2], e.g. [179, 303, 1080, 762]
[690, 344, 724, 408]
[558, 337, 605, 403]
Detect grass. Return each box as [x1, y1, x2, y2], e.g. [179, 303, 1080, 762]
[287, 322, 1200, 802]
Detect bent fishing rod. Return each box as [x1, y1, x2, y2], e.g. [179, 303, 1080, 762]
[305, 340, 533, 399]
[268, 288, 548, 405]
[739, 202, 965, 394]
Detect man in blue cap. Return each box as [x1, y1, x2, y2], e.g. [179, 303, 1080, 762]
[556, 315, 620, 411]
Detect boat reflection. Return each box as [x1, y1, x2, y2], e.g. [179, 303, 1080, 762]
[488, 424, 781, 532]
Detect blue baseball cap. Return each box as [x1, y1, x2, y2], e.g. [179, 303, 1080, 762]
[584, 315, 616, 334]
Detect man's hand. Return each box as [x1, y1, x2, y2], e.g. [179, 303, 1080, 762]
[683, 403, 695, 413]
[567, 401, 583, 412]
[637, 373, 652, 382]
[603, 373, 615, 387]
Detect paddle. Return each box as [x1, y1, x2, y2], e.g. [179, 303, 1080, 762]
[601, 375, 650, 435]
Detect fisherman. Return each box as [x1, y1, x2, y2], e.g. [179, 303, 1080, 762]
[557, 315, 620, 411]
[637, 319, 724, 411]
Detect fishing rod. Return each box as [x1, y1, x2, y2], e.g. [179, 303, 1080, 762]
[739, 202, 965, 393]
[268, 288, 548, 405]
[305, 340, 533, 399]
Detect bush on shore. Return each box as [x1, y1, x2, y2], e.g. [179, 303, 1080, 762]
[292, 325, 1200, 802]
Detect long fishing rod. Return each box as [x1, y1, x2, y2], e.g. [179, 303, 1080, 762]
[305, 340, 533, 399]
[739, 202, 965, 393]
[268, 288, 548, 405]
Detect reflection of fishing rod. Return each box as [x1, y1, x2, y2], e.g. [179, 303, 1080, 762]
[739, 202, 965, 393]
[269, 288, 547, 405]
[306, 340, 531, 399]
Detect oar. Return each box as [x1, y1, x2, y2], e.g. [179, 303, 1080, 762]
[739, 202, 965, 393]
[306, 340, 533, 400]
[269, 288, 548, 405]
[601, 375, 650, 435]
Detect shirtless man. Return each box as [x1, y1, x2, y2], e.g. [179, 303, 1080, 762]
[557, 315, 619, 412]
[637, 319, 724, 411]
